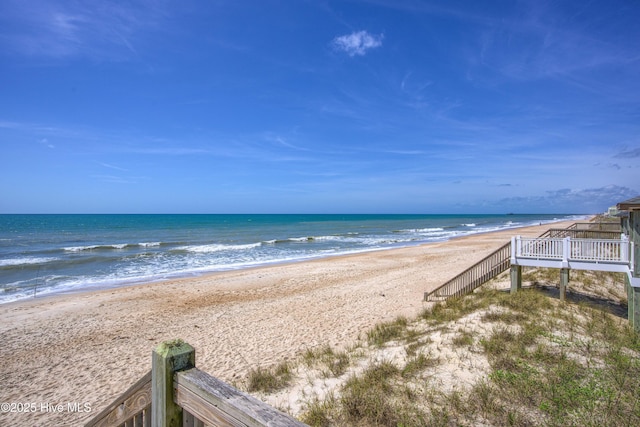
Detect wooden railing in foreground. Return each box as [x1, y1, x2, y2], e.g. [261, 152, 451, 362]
[85, 371, 152, 427]
[85, 340, 307, 427]
[423, 223, 622, 302]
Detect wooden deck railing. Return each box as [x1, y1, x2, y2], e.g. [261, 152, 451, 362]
[517, 237, 564, 259]
[570, 238, 628, 263]
[85, 340, 307, 427]
[513, 235, 631, 269]
[540, 228, 621, 239]
[423, 223, 623, 302]
[566, 222, 621, 232]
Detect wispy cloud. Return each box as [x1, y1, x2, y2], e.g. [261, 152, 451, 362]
[0, 0, 165, 60]
[126, 147, 210, 155]
[0, 120, 87, 143]
[91, 174, 137, 185]
[470, 2, 640, 84]
[499, 185, 638, 212]
[262, 132, 310, 152]
[99, 162, 128, 172]
[614, 147, 640, 159]
[332, 30, 383, 56]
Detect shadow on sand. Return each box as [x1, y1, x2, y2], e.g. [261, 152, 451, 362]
[523, 283, 628, 319]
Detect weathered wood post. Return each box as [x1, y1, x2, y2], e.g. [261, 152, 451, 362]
[558, 236, 571, 302]
[152, 340, 195, 427]
[559, 269, 569, 302]
[510, 236, 521, 294]
[510, 265, 521, 294]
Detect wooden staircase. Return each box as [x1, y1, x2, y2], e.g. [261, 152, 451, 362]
[423, 223, 621, 302]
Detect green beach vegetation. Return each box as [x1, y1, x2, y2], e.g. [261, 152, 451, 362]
[242, 268, 639, 426]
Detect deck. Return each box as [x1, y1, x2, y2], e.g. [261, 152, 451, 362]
[509, 231, 639, 330]
[511, 235, 634, 275]
[423, 224, 632, 302]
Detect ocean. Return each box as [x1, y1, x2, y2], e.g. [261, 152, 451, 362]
[0, 213, 586, 304]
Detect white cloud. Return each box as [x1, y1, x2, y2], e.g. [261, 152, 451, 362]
[39, 138, 54, 149]
[332, 30, 383, 56]
[499, 185, 638, 213]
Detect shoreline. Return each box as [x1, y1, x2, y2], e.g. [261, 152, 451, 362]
[0, 220, 578, 426]
[1, 216, 589, 306]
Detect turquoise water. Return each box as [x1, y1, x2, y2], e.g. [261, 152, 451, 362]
[0, 213, 585, 303]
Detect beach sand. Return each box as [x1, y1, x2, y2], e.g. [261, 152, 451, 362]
[0, 221, 576, 426]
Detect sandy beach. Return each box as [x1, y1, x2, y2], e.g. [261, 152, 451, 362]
[0, 221, 576, 426]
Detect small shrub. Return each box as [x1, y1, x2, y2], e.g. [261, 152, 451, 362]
[301, 397, 335, 427]
[302, 345, 352, 378]
[500, 289, 553, 314]
[470, 379, 504, 419]
[246, 361, 292, 393]
[481, 326, 517, 357]
[421, 300, 461, 323]
[340, 361, 400, 426]
[367, 316, 408, 346]
[303, 345, 334, 366]
[324, 351, 350, 378]
[482, 310, 527, 323]
[402, 352, 438, 378]
[452, 330, 474, 347]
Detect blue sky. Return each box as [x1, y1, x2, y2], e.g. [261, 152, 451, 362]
[1, 0, 638, 214]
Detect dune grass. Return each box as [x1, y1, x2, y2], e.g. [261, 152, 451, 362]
[245, 269, 639, 426]
[246, 360, 293, 393]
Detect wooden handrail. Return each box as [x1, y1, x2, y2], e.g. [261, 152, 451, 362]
[566, 222, 621, 231]
[543, 229, 621, 239]
[85, 370, 152, 427]
[85, 341, 307, 427]
[424, 241, 511, 301]
[175, 368, 306, 427]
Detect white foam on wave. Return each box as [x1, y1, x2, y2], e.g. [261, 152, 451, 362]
[139, 242, 161, 247]
[312, 235, 342, 242]
[360, 236, 414, 245]
[64, 243, 129, 252]
[178, 242, 261, 253]
[64, 245, 99, 252]
[405, 227, 445, 233]
[0, 274, 77, 304]
[288, 236, 315, 242]
[0, 257, 58, 267]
